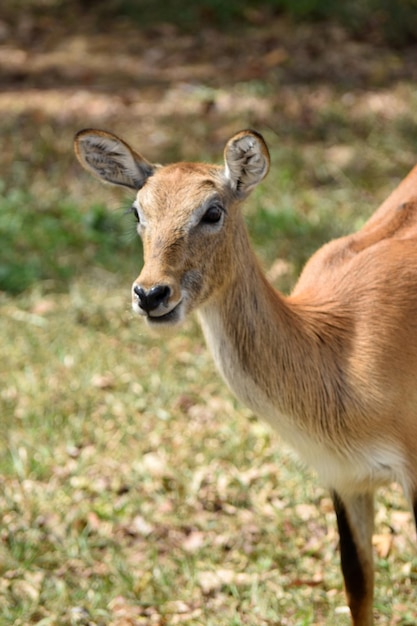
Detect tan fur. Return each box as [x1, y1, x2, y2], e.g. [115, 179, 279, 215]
[74, 129, 417, 626]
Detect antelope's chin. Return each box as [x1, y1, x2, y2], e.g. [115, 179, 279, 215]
[132, 299, 185, 329]
[147, 301, 184, 326]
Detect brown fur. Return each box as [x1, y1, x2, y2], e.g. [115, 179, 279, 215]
[74, 129, 417, 626]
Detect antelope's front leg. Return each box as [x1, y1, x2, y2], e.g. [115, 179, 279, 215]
[331, 491, 375, 626]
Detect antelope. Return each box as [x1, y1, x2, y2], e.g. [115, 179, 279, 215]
[74, 127, 417, 626]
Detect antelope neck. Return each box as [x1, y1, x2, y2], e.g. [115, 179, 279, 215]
[198, 230, 352, 446]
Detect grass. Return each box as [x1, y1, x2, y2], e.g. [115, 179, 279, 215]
[2, 283, 416, 625]
[2, 5, 417, 625]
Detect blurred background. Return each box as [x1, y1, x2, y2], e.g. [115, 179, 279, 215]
[1, 1, 417, 625]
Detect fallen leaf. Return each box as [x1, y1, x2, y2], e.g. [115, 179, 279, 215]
[263, 47, 288, 67]
[31, 299, 56, 315]
[91, 373, 115, 389]
[197, 569, 254, 594]
[180, 529, 204, 552]
[373, 533, 393, 558]
[131, 515, 153, 537]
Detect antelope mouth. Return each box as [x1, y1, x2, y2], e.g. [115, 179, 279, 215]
[146, 300, 183, 325]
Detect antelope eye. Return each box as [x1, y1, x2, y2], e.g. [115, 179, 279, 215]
[129, 205, 140, 223]
[201, 204, 223, 225]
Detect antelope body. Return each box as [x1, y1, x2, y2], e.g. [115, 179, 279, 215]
[74, 128, 417, 626]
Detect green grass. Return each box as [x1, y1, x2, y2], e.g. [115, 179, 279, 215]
[109, 0, 417, 44]
[1, 7, 417, 625]
[0, 186, 138, 294]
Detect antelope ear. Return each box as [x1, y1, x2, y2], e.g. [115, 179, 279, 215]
[223, 130, 270, 195]
[74, 129, 156, 190]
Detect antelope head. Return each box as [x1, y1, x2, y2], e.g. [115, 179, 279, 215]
[74, 129, 270, 327]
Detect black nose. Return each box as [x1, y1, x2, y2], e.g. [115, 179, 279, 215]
[133, 284, 171, 313]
